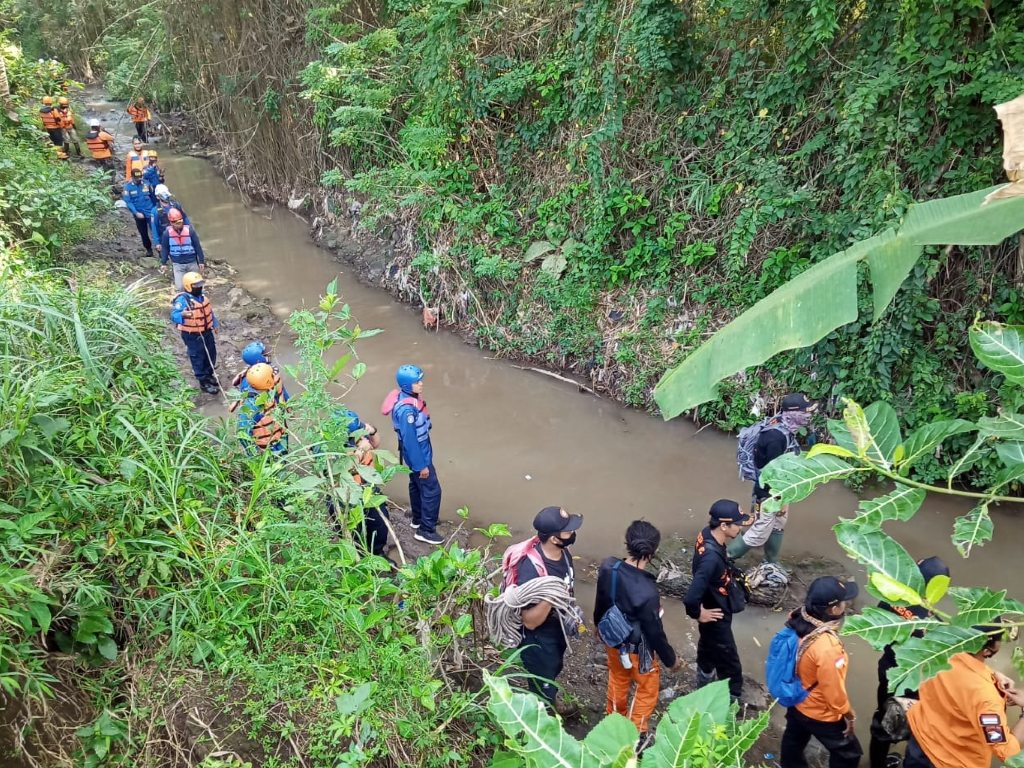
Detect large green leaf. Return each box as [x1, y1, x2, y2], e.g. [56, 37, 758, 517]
[654, 187, 1024, 419]
[946, 435, 990, 484]
[842, 606, 940, 650]
[842, 401, 901, 466]
[995, 441, 1024, 470]
[582, 713, 637, 768]
[898, 420, 976, 475]
[977, 412, 1024, 441]
[970, 321, 1024, 387]
[645, 681, 732, 768]
[890, 624, 987, 693]
[714, 708, 772, 767]
[847, 486, 926, 529]
[483, 672, 584, 767]
[833, 524, 924, 596]
[759, 454, 863, 510]
[949, 587, 1024, 628]
[951, 504, 994, 558]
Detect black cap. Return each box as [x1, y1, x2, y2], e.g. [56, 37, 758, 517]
[917, 556, 950, 583]
[709, 499, 752, 526]
[806, 576, 859, 608]
[781, 393, 816, 412]
[533, 506, 583, 537]
[131, 168, 142, 176]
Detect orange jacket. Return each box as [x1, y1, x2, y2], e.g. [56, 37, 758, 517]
[85, 129, 115, 159]
[124, 149, 154, 180]
[127, 104, 151, 122]
[39, 106, 61, 130]
[907, 653, 1022, 768]
[57, 106, 75, 129]
[794, 631, 852, 722]
[251, 400, 285, 449]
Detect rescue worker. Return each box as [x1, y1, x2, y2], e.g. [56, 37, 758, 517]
[84, 119, 115, 177]
[229, 341, 286, 411]
[780, 576, 862, 768]
[730, 393, 818, 564]
[869, 556, 950, 768]
[905, 618, 1024, 768]
[381, 365, 442, 545]
[594, 520, 682, 743]
[124, 137, 153, 180]
[326, 408, 390, 557]
[143, 152, 164, 201]
[170, 271, 220, 395]
[683, 500, 752, 702]
[127, 97, 151, 141]
[160, 208, 207, 290]
[237, 364, 287, 455]
[151, 184, 189, 250]
[514, 506, 583, 709]
[55, 96, 81, 156]
[39, 96, 64, 148]
[122, 167, 156, 258]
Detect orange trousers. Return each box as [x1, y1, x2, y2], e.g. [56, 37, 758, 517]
[605, 647, 661, 732]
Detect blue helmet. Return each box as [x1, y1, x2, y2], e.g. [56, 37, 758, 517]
[341, 408, 363, 434]
[241, 341, 267, 365]
[396, 364, 423, 394]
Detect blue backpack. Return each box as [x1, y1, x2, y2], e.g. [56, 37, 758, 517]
[765, 626, 821, 707]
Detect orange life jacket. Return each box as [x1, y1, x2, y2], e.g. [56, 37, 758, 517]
[175, 292, 215, 333]
[350, 441, 376, 483]
[252, 399, 285, 448]
[125, 149, 153, 179]
[85, 129, 113, 159]
[127, 104, 151, 122]
[57, 107, 74, 129]
[40, 106, 61, 130]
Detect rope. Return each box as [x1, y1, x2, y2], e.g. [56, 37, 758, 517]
[484, 576, 580, 652]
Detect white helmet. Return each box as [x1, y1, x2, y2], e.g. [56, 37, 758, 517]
[89, 118, 100, 128]
[154, 184, 171, 201]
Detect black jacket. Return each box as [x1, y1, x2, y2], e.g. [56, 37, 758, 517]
[594, 557, 676, 667]
[683, 526, 739, 617]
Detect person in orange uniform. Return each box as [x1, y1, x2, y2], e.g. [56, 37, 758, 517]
[127, 97, 151, 141]
[780, 576, 862, 768]
[39, 96, 64, 148]
[905, 619, 1024, 768]
[238, 364, 287, 455]
[594, 520, 682, 749]
[84, 118, 115, 176]
[124, 137, 153, 181]
[56, 96, 81, 156]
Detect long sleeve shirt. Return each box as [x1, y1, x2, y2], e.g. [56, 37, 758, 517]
[683, 527, 731, 618]
[795, 631, 853, 722]
[594, 558, 676, 667]
[151, 202, 190, 244]
[160, 226, 206, 266]
[170, 292, 219, 329]
[122, 181, 155, 216]
[393, 402, 432, 471]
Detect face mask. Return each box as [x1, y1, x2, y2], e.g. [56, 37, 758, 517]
[190, 287, 203, 297]
[553, 532, 576, 549]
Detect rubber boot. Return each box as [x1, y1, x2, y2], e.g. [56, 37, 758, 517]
[764, 529, 785, 563]
[696, 667, 717, 689]
[727, 536, 751, 560]
[73, 142, 82, 156]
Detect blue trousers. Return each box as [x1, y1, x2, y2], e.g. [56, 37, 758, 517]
[408, 463, 441, 534]
[181, 330, 217, 384]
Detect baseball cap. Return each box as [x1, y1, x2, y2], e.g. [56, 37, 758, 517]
[708, 499, 752, 526]
[806, 576, 859, 608]
[533, 506, 583, 537]
[781, 393, 817, 412]
[131, 168, 142, 177]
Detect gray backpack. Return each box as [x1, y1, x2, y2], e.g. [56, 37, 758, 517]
[736, 417, 796, 482]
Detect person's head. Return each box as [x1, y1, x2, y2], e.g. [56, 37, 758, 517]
[58, 96, 69, 107]
[147, 153, 158, 164]
[976, 616, 1019, 659]
[779, 393, 817, 429]
[707, 499, 751, 541]
[805, 576, 859, 620]
[136, 97, 145, 106]
[154, 184, 171, 202]
[533, 506, 583, 550]
[42, 96, 53, 106]
[242, 341, 268, 366]
[167, 206, 184, 230]
[396, 364, 424, 396]
[917, 556, 950, 586]
[130, 168, 142, 184]
[88, 118, 100, 129]
[246, 363, 276, 392]
[625, 520, 660, 565]
[132, 137, 143, 151]
[181, 271, 204, 296]
[342, 408, 364, 436]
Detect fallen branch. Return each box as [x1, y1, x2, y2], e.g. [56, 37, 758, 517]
[510, 365, 599, 396]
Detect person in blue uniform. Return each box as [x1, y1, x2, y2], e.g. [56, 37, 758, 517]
[122, 167, 156, 257]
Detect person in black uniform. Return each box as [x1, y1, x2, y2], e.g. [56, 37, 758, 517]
[868, 556, 950, 768]
[683, 499, 751, 701]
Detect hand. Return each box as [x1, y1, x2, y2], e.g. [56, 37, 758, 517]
[135, 212, 144, 219]
[668, 658, 684, 674]
[154, 244, 161, 253]
[418, 467, 430, 479]
[842, 713, 856, 739]
[698, 606, 723, 623]
[995, 672, 1017, 695]
[159, 265, 167, 274]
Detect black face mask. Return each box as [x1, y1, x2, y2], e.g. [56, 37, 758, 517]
[553, 532, 576, 549]
[190, 287, 203, 297]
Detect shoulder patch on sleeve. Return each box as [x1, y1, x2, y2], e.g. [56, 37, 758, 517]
[406, 414, 415, 424]
[980, 714, 1007, 744]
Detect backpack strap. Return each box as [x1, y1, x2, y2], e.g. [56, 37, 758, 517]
[610, 559, 623, 605]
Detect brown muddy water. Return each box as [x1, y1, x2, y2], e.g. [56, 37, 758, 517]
[84, 94, 1023, 749]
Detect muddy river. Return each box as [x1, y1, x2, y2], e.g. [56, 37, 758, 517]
[86, 95, 1023, 747]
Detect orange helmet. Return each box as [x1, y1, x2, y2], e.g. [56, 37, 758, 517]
[58, 96, 69, 106]
[246, 363, 276, 392]
[167, 207, 184, 222]
[42, 96, 53, 105]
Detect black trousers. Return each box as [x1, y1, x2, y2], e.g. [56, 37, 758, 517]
[134, 121, 147, 141]
[181, 330, 216, 384]
[518, 628, 567, 705]
[781, 708, 863, 768]
[902, 736, 934, 768]
[696, 613, 743, 698]
[133, 215, 153, 252]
